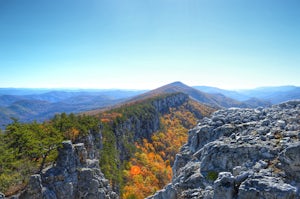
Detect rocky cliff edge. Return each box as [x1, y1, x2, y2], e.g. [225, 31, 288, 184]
[147, 101, 300, 199]
[10, 140, 118, 199]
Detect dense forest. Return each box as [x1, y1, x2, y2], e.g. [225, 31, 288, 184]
[122, 100, 211, 198]
[0, 93, 215, 198]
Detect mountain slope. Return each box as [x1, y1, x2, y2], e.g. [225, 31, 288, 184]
[193, 85, 250, 101]
[131, 81, 247, 108]
[0, 95, 26, 107]
[122, 98, 215, 198]
[85, 92, 216, 198]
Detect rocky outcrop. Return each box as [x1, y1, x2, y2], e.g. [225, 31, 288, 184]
[14, 141, 118, 199]
[147, 100, 300, 199]
[114, 93, 189, 161]
[151, 93, 189, 114]
[76, 129, 103, 160]
[115, 93, 189, 139]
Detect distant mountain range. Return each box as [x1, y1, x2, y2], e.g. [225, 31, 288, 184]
[193, 85, 300, 104]
[0, 89, 145, 128]
[0, 83, 300, 128]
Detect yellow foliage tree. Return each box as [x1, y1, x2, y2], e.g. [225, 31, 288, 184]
[122, 100, 216, 199]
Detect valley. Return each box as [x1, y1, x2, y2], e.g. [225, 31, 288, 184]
[0, 82, 300, 199]
[2, 1, 299, 198]
[0, 88, 216, 198]
[1, 82, 300, 129]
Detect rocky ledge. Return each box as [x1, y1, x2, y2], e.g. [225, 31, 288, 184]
[11, 141, 118, 199]
[147, 100, 300, 199]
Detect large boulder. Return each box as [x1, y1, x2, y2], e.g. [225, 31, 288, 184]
[213, 172, 235, 199]
[279, 142, 300, 181]
[238, 176, 297, 199]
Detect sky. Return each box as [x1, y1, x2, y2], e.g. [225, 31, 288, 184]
[0, 0, 300, 90]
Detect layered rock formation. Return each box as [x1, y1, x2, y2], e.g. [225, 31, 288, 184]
[14, 141, 118, 199]
[147, 101, 300, 199]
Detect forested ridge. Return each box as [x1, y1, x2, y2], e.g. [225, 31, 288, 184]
[0, 93, 215, 198]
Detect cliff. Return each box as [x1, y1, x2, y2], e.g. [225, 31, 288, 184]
[147, 101, 300, 199]
[11, 140, 118, 199]
[109, 93, 190, 161]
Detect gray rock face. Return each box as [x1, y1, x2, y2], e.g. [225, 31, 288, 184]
[114, 93, 189, 161]
[76, 130, 103, 160]
[279, 142, 300, 181]
[213, 172, 235, 199]
[16, 141, 118, 199]
[238, 175, 297, 199]
[148, 100, 300, 199]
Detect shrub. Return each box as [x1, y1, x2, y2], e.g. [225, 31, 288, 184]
[207, 171, 218, 181]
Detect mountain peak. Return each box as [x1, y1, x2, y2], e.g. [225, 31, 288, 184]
[167, 81, 187, 87]
[155, 81, 192, 92]
[130, 81, 238, 108]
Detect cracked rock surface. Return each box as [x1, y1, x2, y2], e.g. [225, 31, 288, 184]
[147, 101, 300, 199]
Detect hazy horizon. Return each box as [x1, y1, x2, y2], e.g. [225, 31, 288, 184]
[0, 81, 299, 91]
[1, 1, 299, 90]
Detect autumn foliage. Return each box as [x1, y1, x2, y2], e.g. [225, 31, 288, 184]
[122, 138, 172, 199]
[122, 100, 214, 198]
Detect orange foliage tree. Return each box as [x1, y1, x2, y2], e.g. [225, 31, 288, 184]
[122, 100, 213, 199]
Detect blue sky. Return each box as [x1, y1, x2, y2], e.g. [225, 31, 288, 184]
[0, 0, 299, 90]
